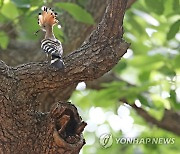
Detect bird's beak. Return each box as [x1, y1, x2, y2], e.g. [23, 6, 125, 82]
[34, 29, 40, 36]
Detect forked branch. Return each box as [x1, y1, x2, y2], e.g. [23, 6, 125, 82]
[11, 0, 129, 98]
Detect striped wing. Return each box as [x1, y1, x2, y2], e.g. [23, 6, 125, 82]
[41, 39, 63, 56]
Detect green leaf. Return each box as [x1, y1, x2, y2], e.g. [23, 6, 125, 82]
[0, 0, 4, 8]
[169, 90, 180, 110]
[158, 65, 176, 77]
[0, 31, 9, 49]
[113, 60, 127, 74]
[20, 16, 39, 40]
[55, 2, 94, 24]
[129, 55, 164, 70]
[173, 54, 180, 69]
[0, 13, 7, 22]
[144, 0, 164, 15]
[53, 26, 64, 42]
[147, 108, 164, 121]
[0, 1, 19, 19]
[173, 0, 180, 12]
[138, 94, 151, 107]
[77, 0, 88, 7]
[151, 95, 170, 109]
[139, 70, 150, 82]
[130, 18, 143, 34]
[30, 0, 43, 7]
[167, 20, 180, 40]
[12, 0, 30, 8]
[163, 0, 173, 15]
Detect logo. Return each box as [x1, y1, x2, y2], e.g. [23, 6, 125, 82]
[99, 133, 113, 148]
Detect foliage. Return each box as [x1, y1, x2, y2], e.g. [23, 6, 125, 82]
[0, 0, 180, 154]
[0, 0, 94, 48]
[55, 2, 94, 24]
[72, 0, 180, 153]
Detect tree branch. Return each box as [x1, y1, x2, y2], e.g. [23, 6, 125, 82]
[0, 0, 137, 113]
[126, 0, 137, 9]
[131, 104, 180, 135]
[85, 73, 180, 136]
[0, 0, 130, 152]
[10, 0, 129, 97]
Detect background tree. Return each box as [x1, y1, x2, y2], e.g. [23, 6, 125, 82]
[0, 0, 180, 154]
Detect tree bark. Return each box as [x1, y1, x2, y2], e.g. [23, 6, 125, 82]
[0, 0, 136, 112]
[0, 0, 129, 153]
[0, 0, 114, 112]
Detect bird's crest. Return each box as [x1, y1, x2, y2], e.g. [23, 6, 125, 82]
[38, 6, 58, 26]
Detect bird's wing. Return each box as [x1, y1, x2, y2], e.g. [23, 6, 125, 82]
[41, 39, 62, 55]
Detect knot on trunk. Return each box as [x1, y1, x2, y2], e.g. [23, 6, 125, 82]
[50, 102, 86, 153]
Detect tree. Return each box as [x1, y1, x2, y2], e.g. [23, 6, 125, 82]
[0, 0, 128, 153]
[0, 0, 180, 153]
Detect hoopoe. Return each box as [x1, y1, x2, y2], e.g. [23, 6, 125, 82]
[37, 6, 64, 69]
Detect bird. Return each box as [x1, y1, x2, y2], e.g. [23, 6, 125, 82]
[37, 6, 64, 69]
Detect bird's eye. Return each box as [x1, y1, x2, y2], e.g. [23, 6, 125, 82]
[43, 25, 46, 28]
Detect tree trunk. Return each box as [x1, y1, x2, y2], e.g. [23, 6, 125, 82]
[0, 0, 135, 112]
[0, 0, 129, 153]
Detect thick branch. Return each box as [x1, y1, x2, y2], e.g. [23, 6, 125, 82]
[0, 0, 136, 66]
[0, 0, 137, 113]
[127, 0, 137, 9]
[11, 0, 129, 97]
[132, 104, 180, 135]
[0, 0, 129, 153]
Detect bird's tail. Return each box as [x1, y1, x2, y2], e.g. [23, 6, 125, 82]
[51, 53, 64, 69]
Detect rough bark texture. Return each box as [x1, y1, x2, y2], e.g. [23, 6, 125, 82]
[0, 0, 109, 112]
[0, 0, 136, 112]
[0, 0, 129, 153]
